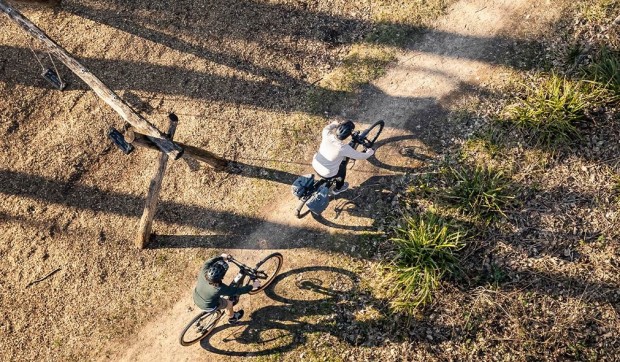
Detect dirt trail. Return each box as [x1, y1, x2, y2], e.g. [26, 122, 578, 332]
[112, 0, 550, 360]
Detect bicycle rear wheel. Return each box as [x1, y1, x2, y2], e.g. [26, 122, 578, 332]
[295, 197, 307, 218]
[179, 310, 224, 346]
[248, 252, 283, 295]
[359, 120, 384, 148]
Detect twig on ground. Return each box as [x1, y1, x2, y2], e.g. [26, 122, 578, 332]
[26, 268, 61, 288]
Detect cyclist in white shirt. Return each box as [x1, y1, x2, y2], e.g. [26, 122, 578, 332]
[311, 120, 375, 194]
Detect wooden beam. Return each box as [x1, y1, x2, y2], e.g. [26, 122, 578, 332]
[127, 129, 229, 172]
[134, 114, 178, 249]
[0, 0, 183, 159]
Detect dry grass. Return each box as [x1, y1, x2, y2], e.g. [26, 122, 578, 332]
[374, 0, 620, 359]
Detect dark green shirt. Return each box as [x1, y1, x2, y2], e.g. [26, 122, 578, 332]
[192, 256, 253, 310]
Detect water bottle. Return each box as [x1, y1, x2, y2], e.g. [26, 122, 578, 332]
[232, 273, 243, 285]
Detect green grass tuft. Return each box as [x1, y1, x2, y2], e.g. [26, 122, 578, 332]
[503, 73, 613, 146]
[588, 47, 620, 94]
[383, 213, 464, 315]
[446, 165, 514, 222]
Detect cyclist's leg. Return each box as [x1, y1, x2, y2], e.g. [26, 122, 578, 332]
[334, 161, 347, 190]
[218, 297, 234, 317]
[223, 297, 244, 324]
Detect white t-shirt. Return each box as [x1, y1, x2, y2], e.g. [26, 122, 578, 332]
[311, 122, 373, 178]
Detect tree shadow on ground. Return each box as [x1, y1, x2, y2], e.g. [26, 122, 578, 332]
[0, 44, 327, 112]
[225, 161, 299, 185]
[200, 266, 450, 356]
[60, 0, 545, 71]
[399, 155, 620, 310]
[151, 173, 407, 249]
[415, 163, 617, 260]
[1, 43, 462, 143]
[3, 0, 546, 117]
[0, 169, 389, 256]
[462, 184, 620, 313]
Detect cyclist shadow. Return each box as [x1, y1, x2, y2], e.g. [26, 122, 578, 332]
[305, 175, 402, 231]
[200, 266, 450, 356]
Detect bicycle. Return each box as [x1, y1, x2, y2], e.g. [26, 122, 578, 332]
[293, 120, 384, 218]
[179, 252, 284, 346]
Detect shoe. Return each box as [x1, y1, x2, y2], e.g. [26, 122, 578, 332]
[228, 309, 244, 324]
[331, 182, 349, 195]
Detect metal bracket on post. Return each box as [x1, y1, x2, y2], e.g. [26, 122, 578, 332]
[108, 128, 135, 155]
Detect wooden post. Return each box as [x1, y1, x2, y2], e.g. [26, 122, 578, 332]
[0, 0, 183, 159]
[127, 129, 229, 171]
[134, 114, 178, 249]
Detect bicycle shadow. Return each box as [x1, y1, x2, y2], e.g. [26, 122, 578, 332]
[298, 175, 403, 234]
[369, 134, 436, 173]
[200, 266, 450, 356]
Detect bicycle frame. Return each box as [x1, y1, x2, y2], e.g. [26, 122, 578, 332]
[227, 258, 256, 294]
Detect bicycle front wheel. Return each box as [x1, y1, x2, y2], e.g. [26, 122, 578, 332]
[359, 120, 384, 148]
[248, 252, 283, 295]
[179, 310, 224, 346]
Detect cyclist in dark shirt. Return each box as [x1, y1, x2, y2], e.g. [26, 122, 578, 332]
[193, 253, 260, 324]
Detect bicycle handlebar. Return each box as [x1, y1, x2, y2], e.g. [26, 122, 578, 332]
[227, 257, 258, 280]
[350, 133, 372, 149]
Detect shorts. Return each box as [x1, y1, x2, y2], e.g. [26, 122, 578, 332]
[216, 297, 230, 310]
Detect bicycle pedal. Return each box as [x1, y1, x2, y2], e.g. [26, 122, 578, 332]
[108, 128, 135, 155]
[41, 68, 67, 91]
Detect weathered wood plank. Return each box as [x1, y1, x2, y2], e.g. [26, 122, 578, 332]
[134, 114, 178, 249]
[127, 129, 229, 172]
[0, 0, 183, 158]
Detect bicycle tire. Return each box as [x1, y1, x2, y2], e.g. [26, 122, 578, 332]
[179, 309, 224, 346]
[295, 198, 307, 218]
[248, 252, 283, 295]
[359, 120, 384, 148]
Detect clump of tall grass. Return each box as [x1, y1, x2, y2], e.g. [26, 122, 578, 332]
[382, 213, 464, 315]
[446, 165, 514, 222]
[588, 47, 620, 94]
[503, 73, 613, 146]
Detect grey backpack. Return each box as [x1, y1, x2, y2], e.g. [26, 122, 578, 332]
[306, 185, 330, 214]
[292, 174, 314, 198]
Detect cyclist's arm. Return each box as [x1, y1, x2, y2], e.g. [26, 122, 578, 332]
[340, 145, 374, 160]
[218, 283, 253, 297]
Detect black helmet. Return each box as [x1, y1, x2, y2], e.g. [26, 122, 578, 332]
[336, 121, 355, 140]
[205, 260, 229, 283]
